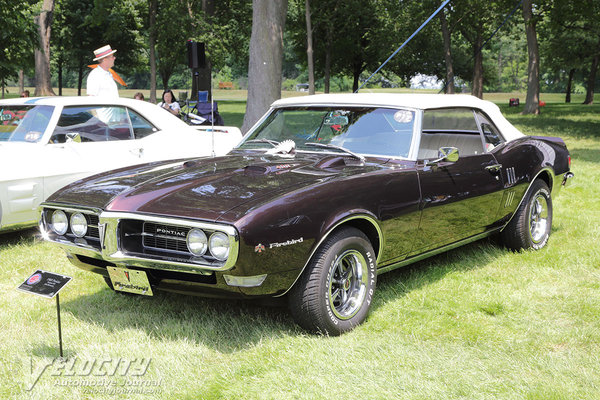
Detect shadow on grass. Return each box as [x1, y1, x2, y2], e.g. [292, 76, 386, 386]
[371, 237, 508, 312]
[61, 284, 299, 353]
[569, 148, 600, 164]
[0, 228, 39, 248]
[500, 103, 600, 139]
[57, 237, 513, 351]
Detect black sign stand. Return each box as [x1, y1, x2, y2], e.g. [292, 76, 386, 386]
[18, 270, 72, 358]
[56, 294, 63, 357]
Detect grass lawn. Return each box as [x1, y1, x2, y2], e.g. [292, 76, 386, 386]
[0, 92, 599, 399]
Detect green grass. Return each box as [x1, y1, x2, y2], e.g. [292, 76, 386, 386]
[1, 93, 599, 399]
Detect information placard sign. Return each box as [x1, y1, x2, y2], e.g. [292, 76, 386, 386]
[17, 270, 72, 298]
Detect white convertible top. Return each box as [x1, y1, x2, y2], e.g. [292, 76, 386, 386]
[272, 93, 525, 142]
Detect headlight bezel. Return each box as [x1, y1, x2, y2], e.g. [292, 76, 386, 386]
[50, 210, 68, 235]
[70, 212, 88, 238]
[209, 231, 230, 261]
[186, 228, 208, 256]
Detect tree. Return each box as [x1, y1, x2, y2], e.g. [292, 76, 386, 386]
[34, 0, 56, 96]
[522, 0, 541, 114]
[305, 0, 315, 94]
[543, 0, 600, 104]
[0, 0, 36, 98]
[149, 0, 158, 102]
[439, 7, 454, 94]
[241, 0, 288, 133]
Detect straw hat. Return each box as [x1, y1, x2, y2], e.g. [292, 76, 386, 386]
[93, 45, 117, 61]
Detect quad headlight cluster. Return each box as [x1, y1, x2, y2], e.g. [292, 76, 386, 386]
[50, 210, 88, 238]
[186, 228, 230, 261]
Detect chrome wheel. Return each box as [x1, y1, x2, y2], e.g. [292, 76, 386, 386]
[289, 227, 376, 335]
[327, 249, 369, 320]
[529, 193, 549, 244]
[501, 179, 553, 251]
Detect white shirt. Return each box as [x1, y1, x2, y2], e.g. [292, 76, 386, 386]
[86, 66, 118, 98]
[158, 101, 181, 113]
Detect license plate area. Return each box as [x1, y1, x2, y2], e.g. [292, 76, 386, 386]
[107, 267, 153, 296]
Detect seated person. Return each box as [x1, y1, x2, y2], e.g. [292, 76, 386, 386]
[157, 90, 180, 116]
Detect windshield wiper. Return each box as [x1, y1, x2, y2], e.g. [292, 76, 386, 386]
[304, 142, 365, 162]
[245, 138, 280, 147]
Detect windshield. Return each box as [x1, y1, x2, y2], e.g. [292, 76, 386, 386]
[238, 106, 415, 158]
[0, 105, 54, 143]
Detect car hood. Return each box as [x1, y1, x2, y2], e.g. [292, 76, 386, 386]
[47, 152, 389, 222]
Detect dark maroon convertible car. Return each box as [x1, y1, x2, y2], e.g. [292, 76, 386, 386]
[40, 94, 573, 334]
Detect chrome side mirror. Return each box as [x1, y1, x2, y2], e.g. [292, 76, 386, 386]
[426, 146, 459, 166]
[438, 146, 459, 162]
[65, 132, 81, 143]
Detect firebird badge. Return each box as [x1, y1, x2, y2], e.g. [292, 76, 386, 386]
[255, 244, 266, 253]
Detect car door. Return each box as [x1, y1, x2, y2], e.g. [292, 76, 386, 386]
[412, 108, 505, 253]
[44, 105, 144, 198]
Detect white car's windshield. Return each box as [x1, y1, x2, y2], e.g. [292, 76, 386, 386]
[0, 105, 54, 143]
[238, 106, 415, 158]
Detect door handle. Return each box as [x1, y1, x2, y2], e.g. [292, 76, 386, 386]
[485, 163, 502, 173]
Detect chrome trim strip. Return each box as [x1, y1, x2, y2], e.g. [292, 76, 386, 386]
[377, 230, 497, 274]
[500, 167, 555, 231]
[275, 213, 383, 297]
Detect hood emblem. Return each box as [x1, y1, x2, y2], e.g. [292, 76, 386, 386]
[255, 244, 266, 253]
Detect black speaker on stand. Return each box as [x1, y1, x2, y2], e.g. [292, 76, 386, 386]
[187, 41, 206, 101]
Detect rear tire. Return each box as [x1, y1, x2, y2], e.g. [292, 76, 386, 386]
[501, 179, 552, 250]
[289, 227, 376, 335]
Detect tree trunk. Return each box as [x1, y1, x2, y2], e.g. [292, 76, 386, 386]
[241, 0, 288, 134]
[58, 59, 63, 96]
[472, 34, 484, 99]
[149, 0, 158, 103]
[197, 1, 215, 100]
[565, 68, 575, 103]
[352, 65, 361, 93]
[305, 0, 315, 95]
[522, 0, 540, 114]
[583, 40, 600, 105]
[439, 10, 454, 94]
[34, 0, 56, 96]
[18, 70, 25, 94]
[324, 27, 332, 93]
[77, 58, 84, 96]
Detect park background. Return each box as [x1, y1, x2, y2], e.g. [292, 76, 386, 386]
[1, 0, 599, 398]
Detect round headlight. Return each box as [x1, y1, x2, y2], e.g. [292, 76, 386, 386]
[50, 210, 68, 235]
[70, 213, 88, 238]
[209, 232, 230, 261]
[187, 228, 208, 256]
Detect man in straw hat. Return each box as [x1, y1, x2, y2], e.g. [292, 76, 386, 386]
[86, 45, 118, 98]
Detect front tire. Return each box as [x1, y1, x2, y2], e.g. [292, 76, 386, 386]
[502, 179, 552, 250]
[289, 227, 376, 335]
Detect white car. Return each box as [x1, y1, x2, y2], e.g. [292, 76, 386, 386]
[0, 96, 242, 232]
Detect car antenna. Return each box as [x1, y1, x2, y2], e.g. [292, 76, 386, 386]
[355, 0, 450, 92]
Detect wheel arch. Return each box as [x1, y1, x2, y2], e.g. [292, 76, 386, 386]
[535, 168, 554, 193]
[277, 213, 382, 297]
[501, 167, 554, 232]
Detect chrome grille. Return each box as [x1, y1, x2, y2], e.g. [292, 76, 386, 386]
[142, 222, 190, 254]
